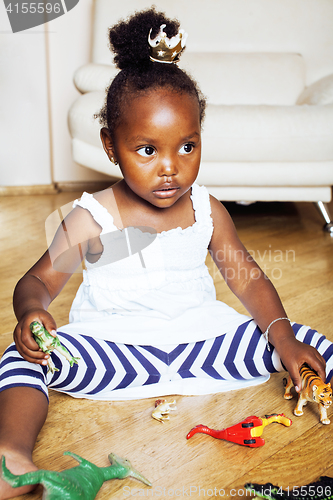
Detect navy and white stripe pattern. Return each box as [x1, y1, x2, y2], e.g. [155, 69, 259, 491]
[0, 321, 333, 400]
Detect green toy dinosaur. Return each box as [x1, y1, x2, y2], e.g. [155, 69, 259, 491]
[30, 321, 80, 374]
[1, 451, 152, 500]
[245, 476, 333, 500]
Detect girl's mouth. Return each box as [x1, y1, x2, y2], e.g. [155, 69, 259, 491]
[153, 186, 180, 198]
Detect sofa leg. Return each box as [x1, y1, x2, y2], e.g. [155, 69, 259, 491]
[315, 201, 333, 233]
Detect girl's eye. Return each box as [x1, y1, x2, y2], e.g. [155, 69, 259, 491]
[137, 146, 156, 157]
[179, 143, 194, 155]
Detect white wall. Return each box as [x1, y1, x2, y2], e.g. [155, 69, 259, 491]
[0, 9, 52, 186]
[46, 0, 109, 184]
[0, 0, 109, 188]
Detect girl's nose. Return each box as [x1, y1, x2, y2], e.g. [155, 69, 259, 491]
[158, 155, 178, 177]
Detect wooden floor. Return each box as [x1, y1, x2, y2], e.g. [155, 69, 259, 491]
[1, 191, 333, 499]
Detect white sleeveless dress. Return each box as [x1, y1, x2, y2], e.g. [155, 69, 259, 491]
[62, 183, 250, 345]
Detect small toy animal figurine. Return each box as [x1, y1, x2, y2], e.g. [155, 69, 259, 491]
[152, 399, 177, 423]
[245, 476, 333, 500]
[1, 451, 152, 500]
[30, 321, 80, 374]
[283, 363, 332, 425]
[186, 413, 292, 448]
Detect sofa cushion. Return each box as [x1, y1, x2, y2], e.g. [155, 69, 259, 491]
[179, 52, 305, 105]
[202, 103, 333, 161]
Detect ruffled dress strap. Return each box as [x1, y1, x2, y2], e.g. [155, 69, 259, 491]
[190, 183, 213, 226]
[72, 192, 116, 234]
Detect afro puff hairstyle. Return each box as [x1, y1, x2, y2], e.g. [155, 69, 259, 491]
[95, 7, 206, 139]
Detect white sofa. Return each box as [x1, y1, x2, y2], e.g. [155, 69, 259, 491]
[68, 0, 333, 230]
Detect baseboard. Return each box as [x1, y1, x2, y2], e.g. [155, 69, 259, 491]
[0, 180, 117, 196]
[0, 184, 58, 196]
[55, 180, 115, 193]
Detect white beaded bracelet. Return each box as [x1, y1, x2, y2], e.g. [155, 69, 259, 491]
[263, 317, 291, 351]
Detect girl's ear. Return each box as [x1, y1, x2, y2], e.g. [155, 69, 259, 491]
[100, 128, 118, 164]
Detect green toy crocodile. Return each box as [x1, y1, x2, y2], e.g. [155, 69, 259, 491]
[1, 451, 152, 500]
[245, 476, 333, 500]
[30, 321, 80, 374]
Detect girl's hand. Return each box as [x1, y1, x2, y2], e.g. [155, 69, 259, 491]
[13, 310, 57, 367]
[276, 336, 327, 391]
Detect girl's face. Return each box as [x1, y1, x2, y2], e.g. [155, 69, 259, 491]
[101, 88, 201, 208]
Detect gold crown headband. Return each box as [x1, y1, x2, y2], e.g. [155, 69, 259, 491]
[148, 24, 188, 64]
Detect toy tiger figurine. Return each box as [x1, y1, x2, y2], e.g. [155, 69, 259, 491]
[284, 363, 332, 425]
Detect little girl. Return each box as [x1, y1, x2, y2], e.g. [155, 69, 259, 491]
[0, 8, 332, 499]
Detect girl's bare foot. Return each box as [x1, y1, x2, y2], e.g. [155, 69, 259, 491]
[0, 449, 38, 500]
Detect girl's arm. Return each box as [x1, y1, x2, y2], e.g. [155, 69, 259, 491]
[13, 205, 101, 366]
[208, 196, 326, 391]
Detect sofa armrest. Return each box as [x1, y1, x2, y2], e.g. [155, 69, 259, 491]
[73, 63, 119, 93]
[297, 73, 333, 105]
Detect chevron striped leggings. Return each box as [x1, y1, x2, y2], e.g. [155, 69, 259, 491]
[0, 320, 332, 401]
